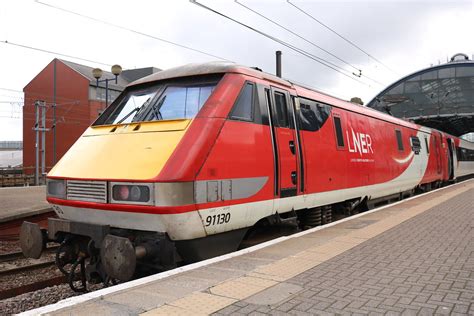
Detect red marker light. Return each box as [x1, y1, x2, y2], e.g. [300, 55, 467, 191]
[118, 185, 129, 200]
[112, 184, 150, 203]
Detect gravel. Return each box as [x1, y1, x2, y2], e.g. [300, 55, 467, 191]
[0, 241, 20, 255]
[0, 265, 61, 292]
[0, 279, 105, 315]
[0, 283, 102, 315]
[0, 243, 105, 316]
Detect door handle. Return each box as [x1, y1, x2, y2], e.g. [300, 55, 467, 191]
[289, 140, 295, 155]
[291, 171, 297, 185]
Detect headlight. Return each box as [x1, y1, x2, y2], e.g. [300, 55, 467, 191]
[110, 183, 152, 205]
[47, 179, 66, 199]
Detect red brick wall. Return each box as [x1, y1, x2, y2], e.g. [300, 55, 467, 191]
[23, 59, 104, 174]
[89, 100, 107, 123]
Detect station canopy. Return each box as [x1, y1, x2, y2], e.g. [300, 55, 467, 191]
[367, 53, 474, 137]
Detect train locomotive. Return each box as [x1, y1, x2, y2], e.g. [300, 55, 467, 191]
[20, 62, 474, 291]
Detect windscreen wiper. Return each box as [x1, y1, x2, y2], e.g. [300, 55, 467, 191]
[150, 95, 166, 120]
[117, 97, 151, 124]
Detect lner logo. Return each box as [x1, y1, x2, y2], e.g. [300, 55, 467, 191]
[347, 127, 373, 156]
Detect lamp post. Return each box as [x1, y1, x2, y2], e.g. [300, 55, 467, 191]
[92, 64, 122, 107]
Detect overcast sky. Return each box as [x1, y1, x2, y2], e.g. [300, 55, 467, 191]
[0, 0, 472, 141]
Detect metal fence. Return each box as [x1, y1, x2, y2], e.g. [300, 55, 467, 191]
[0, 141, 23, 150]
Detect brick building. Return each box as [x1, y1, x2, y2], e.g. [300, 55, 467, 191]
[23, 58, 159, 174]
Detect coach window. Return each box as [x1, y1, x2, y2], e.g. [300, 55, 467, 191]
[230, 82, 254, 121]
[299, 99, 331, 132]
[395, 130, 404, 151]
[424, 136, 430, 154]
[333, 116, 345, 148]
[274, 91, 289, 127]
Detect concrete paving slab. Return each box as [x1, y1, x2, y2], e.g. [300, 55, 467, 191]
[253, 257, 319, 280]
[208, 276, 278, 300]
[140, 304, 195, 316]
[169, 292, 236, 314]
[54, 300, 141, 316]
[180, 266, 248, 283]
[244, 282, 303, 306]
[104, 288, 175, 311]
[210, 279, 268, 300]
[301, 227, 354, 239]
[0, 185, 50, 222]
[135, 275, 217, 300]
[209, 256, 270, 272]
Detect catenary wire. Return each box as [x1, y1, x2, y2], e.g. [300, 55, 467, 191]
[34, 0, 231, 62]
[235, 0, 360, 73]
[286, 0, 398, 75]
[29, 1, 375, 92]
[235, 0, 386, 86]
[190, 0, 373, 87]
[0, 40, 113, 67]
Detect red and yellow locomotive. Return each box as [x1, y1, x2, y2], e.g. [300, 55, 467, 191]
[21, 62, 474, 290]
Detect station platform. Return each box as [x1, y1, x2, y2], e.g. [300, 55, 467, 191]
[0, 185, 49, 223]
[24, 179, 473, 315]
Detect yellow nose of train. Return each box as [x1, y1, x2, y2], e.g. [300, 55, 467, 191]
[48, 119, 191, 180]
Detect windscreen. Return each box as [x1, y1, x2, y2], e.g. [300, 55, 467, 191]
[94, 80, 218, 126]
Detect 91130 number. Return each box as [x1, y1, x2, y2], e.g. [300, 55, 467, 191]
[205, 212, 231, 226]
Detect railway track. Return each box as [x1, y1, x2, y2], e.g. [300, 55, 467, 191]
[0, 210, 55, 241]
[0, 256, 63, 300]
[0, 245, 58, 264]
[0, 246, 62, 300]
[0, 259, 56, 277]
[0, 275, 65, 300]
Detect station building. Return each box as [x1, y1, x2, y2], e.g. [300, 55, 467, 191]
[22, 59, 160, 174]
[367, 53, 474, 140]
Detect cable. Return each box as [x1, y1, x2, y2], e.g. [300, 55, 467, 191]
[286, 0, 398, 75]
[0, 87, 89, 104]
[235, 0, 386, 86]
[235, 0, 360, 74]
[35, 0, 231, 62]
[190, 0, 371, 87]
[0, 40, 113, 67]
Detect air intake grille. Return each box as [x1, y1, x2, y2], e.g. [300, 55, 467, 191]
[66, 180, 107, 203]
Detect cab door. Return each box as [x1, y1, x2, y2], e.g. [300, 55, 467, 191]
[268, 87, 298, 198]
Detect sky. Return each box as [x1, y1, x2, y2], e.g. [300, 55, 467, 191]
[0, 0, 473, 141]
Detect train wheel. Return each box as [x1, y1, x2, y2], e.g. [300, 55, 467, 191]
[321, 206, 332, 224]
[300, 207, 322, 228]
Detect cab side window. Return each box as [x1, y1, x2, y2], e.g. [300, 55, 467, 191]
[230, 82, 254, 121]
[299, 98, 331, 131]
[274, 91, 289, 128]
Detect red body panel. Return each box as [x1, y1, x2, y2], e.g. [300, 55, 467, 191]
[195, 120, 275, 209]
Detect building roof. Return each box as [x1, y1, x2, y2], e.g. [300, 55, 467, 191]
[367, 54, 474, 137]
[59, 59, 161, 91]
